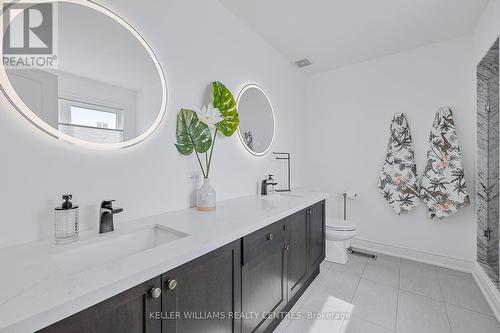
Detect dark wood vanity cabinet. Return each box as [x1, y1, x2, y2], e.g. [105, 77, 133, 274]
[308, 201, 326, 273]
[287, 209, 310, 300]
[241, 200, 326, 333]
[161, 239, 242, 333]
[38, 241, 241, 333]
[38, 201, 325, 333]
[241, 218, 288, 333]
[37, 276, 162, 333]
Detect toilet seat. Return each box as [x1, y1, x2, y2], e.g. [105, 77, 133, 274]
[326, 224, 357, 231]
[326, 218, 357, 232]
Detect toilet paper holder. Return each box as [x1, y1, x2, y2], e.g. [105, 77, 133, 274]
[342, 192, 358, 220]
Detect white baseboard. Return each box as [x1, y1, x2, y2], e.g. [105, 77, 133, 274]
[472, 262, 500, 321]
[351, 238, 500, 323]
[351, 238, 472, 272]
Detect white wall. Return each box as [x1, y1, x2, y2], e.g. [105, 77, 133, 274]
[0, 0, 307, 249]
[6, 69, 59, 128]
[58, 2, 158, 93]
[136, 81, 162, 136]
[306, 36, 476, 261]
[475, 0, 500, 63]
[56, 71, 137, 140]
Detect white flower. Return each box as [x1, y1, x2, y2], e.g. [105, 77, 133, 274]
[194, 104, 223, 128]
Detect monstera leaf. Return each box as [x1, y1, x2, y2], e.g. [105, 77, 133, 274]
[175, 109, 212, 155]
[212, 81, 239, 136]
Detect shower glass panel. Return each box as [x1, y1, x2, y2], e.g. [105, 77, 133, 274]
[477, 38, 500, 289]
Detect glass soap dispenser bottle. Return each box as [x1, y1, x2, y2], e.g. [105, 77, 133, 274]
[54, 194, 79, 244]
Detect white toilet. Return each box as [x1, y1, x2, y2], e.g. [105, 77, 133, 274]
[325, 218, 358, 264]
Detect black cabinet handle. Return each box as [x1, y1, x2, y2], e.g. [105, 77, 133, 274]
[266, 233, 274, 241]
[285, 244, 290, 251]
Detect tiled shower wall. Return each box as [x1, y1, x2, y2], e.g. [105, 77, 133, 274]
[477, 39, 500, 288]
[488, 72, 499, 276]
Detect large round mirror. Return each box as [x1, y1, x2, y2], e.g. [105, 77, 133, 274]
[236, 84, 275, 156]
[0, 0, 167, 150]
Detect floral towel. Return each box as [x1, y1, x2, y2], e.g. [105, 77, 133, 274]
[420, 107, 470, 219]
[378, 113, 420, 215]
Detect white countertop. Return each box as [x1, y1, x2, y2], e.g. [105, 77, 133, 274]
[0, 191, 327, 333]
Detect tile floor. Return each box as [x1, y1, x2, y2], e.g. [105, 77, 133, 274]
[274, 253, 500, 333]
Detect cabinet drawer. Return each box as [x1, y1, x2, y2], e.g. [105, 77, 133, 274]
[242, 218, 287, 264]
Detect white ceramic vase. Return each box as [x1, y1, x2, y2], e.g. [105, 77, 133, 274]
[197, 178, 216, 211]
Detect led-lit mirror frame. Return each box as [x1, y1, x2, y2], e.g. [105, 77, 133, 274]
[0, 0, 168, 150]
[236, 84, 276, 157]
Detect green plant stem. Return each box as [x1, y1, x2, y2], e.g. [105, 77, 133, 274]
[195, 151, 206, 179]
[188, 131, 207, 178]
[205, 152, 209, 177]
[206, 129, 218, 177]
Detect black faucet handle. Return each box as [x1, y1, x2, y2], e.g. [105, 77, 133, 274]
[112, 207, 124, 215]
[101, 200, 116, 209]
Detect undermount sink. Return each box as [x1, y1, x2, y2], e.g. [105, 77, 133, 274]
[279, 193, 304, 198]
[261, 193, 305, 200]
[51, 225, 188, 273]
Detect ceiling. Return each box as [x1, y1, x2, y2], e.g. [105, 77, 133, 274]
[219, 0, 489, 75]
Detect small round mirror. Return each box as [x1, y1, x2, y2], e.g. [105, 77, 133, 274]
[236, 84, 275, 156]
[0, 0, 167, 150]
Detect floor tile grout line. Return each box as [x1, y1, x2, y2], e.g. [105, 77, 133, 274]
[436, 267, 475, 280]
[435, 265, 454, 332]
[338, 257, 367, 333]
[360, 276, 398, 289]
[426, 263, 495, 331]
[400, 262, 446, 301]
[351, 260, 397, 332]
[350, 316, 397, 332]
[285, 254, 497, 332]
[276, 263, 333, 332]
[350, 258, 367, 303]
[398, 288, 447, 303]
[443, 300, 497, 317]
[435, 266, 453, 302]
[357, 274, 400, 291]
[436, 265, 496, 317]
[294, 262, 331, 310]
[342, 257, 398, 333]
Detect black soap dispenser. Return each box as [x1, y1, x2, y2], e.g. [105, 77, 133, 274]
[54, 195, 79, 244]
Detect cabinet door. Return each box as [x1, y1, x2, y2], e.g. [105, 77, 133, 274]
[37, 277, 162, 333]
[161, 240, 242, 333]
[242, 220, 288, 333]
[287, 209, 309, 299]
[308, 201, 325, 273]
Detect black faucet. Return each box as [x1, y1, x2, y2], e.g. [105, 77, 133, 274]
[261, 175, 278, 196]
[99, 200, 123, 234]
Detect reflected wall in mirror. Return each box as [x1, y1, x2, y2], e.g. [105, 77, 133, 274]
[0, 0, 167, 150]
[236, 84, 275, 156]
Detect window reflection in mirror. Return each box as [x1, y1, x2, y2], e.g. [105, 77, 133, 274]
[3, 1, 165, 147]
